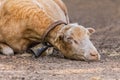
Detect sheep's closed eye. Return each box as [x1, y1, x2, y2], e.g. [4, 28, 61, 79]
[74, 40, 78, 44]
[67, 37, 73, 40]
[66, 37, 73, 43]
[67, 37, 78, 44]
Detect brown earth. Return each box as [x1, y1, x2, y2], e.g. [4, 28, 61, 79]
[0, 0, 120, 80]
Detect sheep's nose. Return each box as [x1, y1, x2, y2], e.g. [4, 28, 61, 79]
[90, 51, 100, 60]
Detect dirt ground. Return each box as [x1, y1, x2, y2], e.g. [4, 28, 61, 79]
[0, 0, 120, 80]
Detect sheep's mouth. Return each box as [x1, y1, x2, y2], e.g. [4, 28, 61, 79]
[63, 53, 86, 61]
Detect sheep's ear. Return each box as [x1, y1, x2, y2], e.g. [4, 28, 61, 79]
[87, 28, 95, 34]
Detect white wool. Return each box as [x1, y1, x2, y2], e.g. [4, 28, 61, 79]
[32, 0, 44, 9]
[69, 23, 79, 26]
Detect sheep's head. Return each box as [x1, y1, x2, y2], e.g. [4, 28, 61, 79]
[55, 23, 100, 61]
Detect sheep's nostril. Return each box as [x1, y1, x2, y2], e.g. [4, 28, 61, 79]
[88, 51, 100, 60]
[90, 53, 97, 57]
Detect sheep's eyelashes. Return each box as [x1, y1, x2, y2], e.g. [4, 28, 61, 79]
[67, 37, 73, 40]
[67, 37, 78, 44]
[66, 37, 73, 43]
[74, 40, 78, 44]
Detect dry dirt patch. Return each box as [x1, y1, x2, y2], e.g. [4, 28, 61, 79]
[0, 0, 120, 80]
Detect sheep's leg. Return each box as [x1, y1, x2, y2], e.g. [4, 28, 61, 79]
[0, 43, 14, 56]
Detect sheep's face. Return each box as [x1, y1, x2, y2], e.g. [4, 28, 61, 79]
[56, 24, 100, 61]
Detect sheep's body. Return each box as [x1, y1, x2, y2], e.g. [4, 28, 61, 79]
[0, 0, 68, 54]
[0, 0, 100, 61]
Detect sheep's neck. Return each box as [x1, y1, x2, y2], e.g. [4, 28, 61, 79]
[46, 24, 64, 49]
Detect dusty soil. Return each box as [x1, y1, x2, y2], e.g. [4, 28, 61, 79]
[0, 0, 120, 80]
